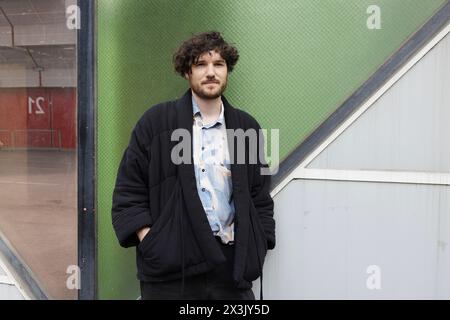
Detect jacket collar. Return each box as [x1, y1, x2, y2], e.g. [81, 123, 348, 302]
[175, 88, 246, 189]
[191, 94, 225, 128]
[177, 88, 237, 130]
[174, 89, 249, 269]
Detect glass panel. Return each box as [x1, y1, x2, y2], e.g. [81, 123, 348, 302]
[0, 0, 77, 299]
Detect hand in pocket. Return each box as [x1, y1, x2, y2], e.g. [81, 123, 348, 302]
[137, 227, 151, 242]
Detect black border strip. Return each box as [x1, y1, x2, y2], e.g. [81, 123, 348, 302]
[77, 0, 96, 300]
[271, 1, 450, 189]
[0, 233, 48, 299]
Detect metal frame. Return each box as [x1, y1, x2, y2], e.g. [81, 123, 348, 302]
[0, 248, 31, 299]
[271, 1, 450, 196]
[77, 0, 96, 300]
[292, 169, 450, 186]
[0, 230, 48, 299]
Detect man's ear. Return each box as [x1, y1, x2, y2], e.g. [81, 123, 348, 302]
[184, 72, 189, 80]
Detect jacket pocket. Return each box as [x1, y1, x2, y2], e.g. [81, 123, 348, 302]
[138, 182, 205, 277]
[137, 227, 153, 250]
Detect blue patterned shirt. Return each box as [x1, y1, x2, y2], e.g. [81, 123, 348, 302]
[192, 95, 235, 245]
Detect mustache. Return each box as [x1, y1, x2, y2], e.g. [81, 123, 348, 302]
[202, 79, 220, 84]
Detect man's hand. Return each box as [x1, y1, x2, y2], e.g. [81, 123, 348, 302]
[137, 227, 151, 242]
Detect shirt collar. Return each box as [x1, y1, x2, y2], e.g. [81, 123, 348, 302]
[192, 94, 225, 127]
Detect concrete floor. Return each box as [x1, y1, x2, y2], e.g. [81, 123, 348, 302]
[0, 150, 77, 300]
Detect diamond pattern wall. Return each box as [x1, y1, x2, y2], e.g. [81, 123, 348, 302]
[97, 0, 446, 299]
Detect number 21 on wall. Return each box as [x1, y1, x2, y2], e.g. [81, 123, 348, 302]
[28, 96, 45, 115]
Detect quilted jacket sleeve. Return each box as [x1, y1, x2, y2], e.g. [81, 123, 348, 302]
[111, 122, 153, 248]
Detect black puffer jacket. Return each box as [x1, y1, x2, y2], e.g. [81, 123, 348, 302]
[112, 89, 275, 292]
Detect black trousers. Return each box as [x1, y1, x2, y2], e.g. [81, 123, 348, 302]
[140, 237, 255, 300]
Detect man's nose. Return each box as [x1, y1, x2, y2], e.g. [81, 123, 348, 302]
[206, 63, 215, 77]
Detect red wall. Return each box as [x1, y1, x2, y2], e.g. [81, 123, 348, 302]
[0, 88, 76, 150]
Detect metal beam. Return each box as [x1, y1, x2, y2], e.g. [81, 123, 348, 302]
[77, 0, 96, 300]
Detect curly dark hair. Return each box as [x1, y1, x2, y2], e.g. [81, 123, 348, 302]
[173, 31, 239, 77]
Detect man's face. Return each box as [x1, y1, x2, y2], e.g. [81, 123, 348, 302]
[185, 50, 228, 100]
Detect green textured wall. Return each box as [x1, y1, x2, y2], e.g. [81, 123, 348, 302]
[97, 0, 446, 299]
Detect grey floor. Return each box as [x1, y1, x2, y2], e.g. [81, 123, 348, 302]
[0, 150, 77, 300]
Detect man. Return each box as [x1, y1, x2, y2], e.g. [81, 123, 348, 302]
[112, 31, 275, 300]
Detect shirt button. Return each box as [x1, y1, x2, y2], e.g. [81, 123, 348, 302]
[201, 188, 205, 192]
[202, 169, 205, 172]
[202, 146, 205, 150]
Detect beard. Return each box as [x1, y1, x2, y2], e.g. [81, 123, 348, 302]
[190, 79, 227, 100]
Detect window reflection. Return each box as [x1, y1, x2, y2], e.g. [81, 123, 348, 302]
[0, 0, 77, 299]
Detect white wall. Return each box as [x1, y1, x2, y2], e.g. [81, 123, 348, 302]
[256, 30, 450, 299]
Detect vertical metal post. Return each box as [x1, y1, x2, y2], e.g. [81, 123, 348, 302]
[77, 0, 96, 300]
